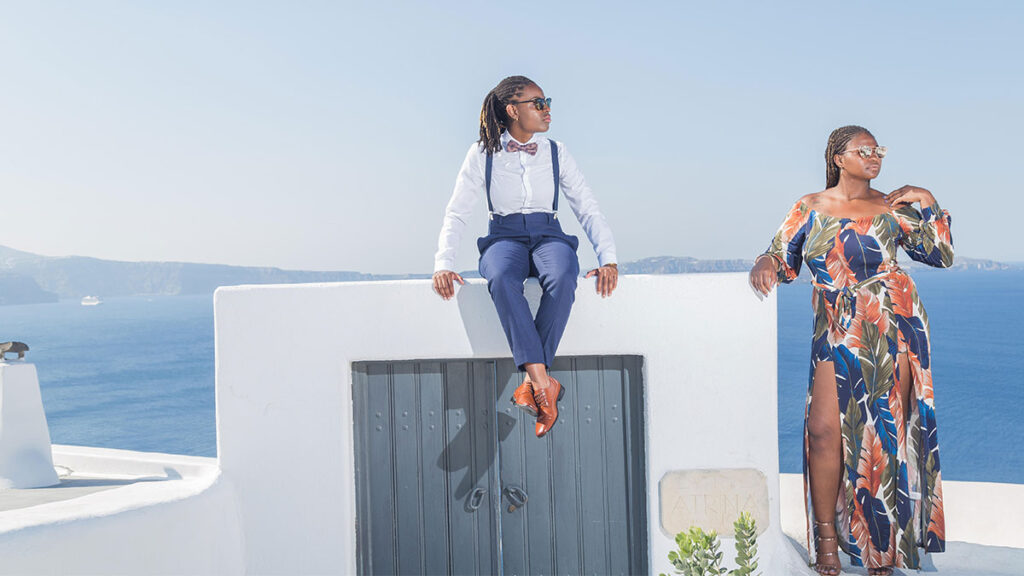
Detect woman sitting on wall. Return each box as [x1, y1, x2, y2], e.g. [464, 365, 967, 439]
[749, 126, 951, 575]
[432, 75, 618, 438]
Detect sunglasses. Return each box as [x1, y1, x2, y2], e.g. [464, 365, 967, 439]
[510, 97, 552, 111]
[842, 145, 888, 159]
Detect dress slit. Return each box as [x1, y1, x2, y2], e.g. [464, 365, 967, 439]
[803, 359, 850, 565]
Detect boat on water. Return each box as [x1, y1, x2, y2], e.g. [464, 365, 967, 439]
[80, 296, 102, 306]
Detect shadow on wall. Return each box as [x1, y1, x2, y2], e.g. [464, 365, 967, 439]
[436, 397, 516, 502]
[455, 279, 543, 358]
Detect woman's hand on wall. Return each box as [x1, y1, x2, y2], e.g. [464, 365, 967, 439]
[432, 270, 465, 300]
[585, 264, 618, 298]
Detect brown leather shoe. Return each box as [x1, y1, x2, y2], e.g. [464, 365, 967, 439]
[510, 377, 538, 417]
[534, 376, 564, 438]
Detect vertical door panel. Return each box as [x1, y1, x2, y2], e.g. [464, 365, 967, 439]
[624, 356, 650, 573]
[353, 367, 371, 575]
[574, 357, 613, 575]
[548, 360, 584, 576]
[443, 362, 488, 576]
[418, 362, 452, 575]
[364, 363, 397, 574]
[469, 361, 500, 576]
[392, 364, 424, 575]
[600, 357, 632, 576]
[495, 359, 529, 576]
[520, 362, 563, 576]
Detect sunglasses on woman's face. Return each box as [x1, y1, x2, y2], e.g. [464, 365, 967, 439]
[510, 97, 552, 111]
[842, 145, 888, 159]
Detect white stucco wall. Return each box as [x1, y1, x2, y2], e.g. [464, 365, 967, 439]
[213, 273, 810, 574]
[0, 447, 242, 575]
[0, 480, 243, 575]
[0, 363, 58, 489]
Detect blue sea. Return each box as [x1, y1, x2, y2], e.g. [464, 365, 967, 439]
[778, 269, 1024, 484]
[0, 271, 1020, 483]
[0, 295, 215, 457]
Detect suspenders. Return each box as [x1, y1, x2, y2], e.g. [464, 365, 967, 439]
[551, 140, 560, 212]
[485, 139, 560, 220]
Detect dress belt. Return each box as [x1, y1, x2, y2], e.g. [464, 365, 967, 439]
[812, 262, 904, 332]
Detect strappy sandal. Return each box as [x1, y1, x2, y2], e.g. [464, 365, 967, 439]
[813, 520, 842, 576]
[868, 568, 893, 576]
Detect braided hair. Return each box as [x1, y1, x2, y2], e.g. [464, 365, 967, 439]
[478, 76, 536, 154]
[824, 125, 874, 188]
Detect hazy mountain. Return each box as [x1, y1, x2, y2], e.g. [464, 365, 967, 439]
[618, 256, 752, 274]
[619, 255, 1019, 276]
[0, 272, 59, 305]
[0, 245, 1017, 305]
[0, 245, 424, 303]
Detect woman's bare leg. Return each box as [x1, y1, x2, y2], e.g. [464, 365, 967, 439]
[808, 360, 842, 575]
[898, 352, 913, 424]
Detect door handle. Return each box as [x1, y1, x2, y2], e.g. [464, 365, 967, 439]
[467, 487, 487, 512]
[503, 485, 529, 513]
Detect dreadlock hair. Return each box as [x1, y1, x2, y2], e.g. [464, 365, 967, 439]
[824, 125, 874, 188]
[478, 76, 537, 154]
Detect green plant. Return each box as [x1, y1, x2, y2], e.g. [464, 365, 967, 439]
[731, 511, 759, 576]
[660, 513, 760, 576]
[661, 526, 727, 576]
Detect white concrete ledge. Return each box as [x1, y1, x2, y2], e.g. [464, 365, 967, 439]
[0, 445, 219, 534]
[51, 444, 218, 479]
[781, 475, 1024, 549]
[780, 473, 1024, 574]
[0, 446, 241, 575]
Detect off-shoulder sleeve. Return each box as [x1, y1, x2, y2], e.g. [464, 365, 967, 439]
[762, 201, 812, 283]
[895, 202, 954, 268]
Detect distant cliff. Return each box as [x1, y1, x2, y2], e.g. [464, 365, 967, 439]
[0, 245, 422, 302]
[619, 255, 1019, 277]
[618, 256, 752, 274]
[0, 273, 59, 305]
[0, 245, 1018, 305]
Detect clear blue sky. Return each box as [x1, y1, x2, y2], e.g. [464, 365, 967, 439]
[1, 1, 1020, 273]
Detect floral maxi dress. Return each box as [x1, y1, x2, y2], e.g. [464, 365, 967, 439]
[764, 201, 952, 569]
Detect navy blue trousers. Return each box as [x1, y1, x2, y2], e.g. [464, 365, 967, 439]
[478, 213, 579, 369]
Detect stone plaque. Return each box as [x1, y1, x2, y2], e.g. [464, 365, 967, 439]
[660, 468, 770, 537]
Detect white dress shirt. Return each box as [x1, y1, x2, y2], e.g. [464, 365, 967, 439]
[434, 131, 617, 272]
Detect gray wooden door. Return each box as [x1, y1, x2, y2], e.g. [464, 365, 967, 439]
[353, 356, 647, 576]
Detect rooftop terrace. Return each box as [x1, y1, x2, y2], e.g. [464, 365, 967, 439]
[0, 275, 1019, 574]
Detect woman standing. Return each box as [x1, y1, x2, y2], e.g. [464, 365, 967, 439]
[750, 126, 951, 575]
[433, 76, 618, 438]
